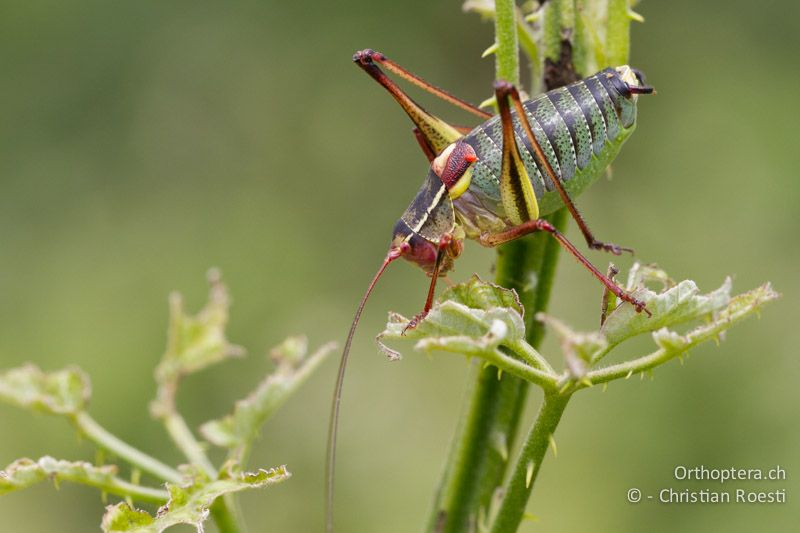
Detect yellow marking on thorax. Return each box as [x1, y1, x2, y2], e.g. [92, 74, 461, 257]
[448, 167, 473, 199]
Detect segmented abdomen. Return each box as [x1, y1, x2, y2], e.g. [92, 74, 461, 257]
[460, 69, 637, 224]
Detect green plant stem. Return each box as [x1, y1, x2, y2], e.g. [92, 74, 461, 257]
[488, 392, 570, 532]
[516, 11, 541, 94]
[161, 410, 241, 533]
[424, 8, 567, 523]
[210, 501, 242, 533]
[484, 349, 557, 391]
[427, 206, 568, 532]
[505, 339, 555, 374]
[73, 411, 182, 484]
[584, 348, 669, 385]
[91, 477, 169, 504]
[494, 0, 519, 84]
[429, 344, 558, 391]
[485, 1, 639, 528]
[606, 0, 632, 66]
[154, 375, 242, 533]
[162, 412, 216, 476]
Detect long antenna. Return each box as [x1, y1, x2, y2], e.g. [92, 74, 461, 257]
[326, 247, 404, 532]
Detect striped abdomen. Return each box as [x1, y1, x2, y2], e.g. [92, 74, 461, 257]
[456, 68, 639, 237]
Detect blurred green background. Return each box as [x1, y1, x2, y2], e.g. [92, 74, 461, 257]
[0, 1, 797, 531]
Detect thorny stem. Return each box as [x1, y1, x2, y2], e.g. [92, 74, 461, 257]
[429, 0, 644, 529]
[504, 340, 555, 375]
[426, 3, 572, 528]
[486, 353, 557, 391]
[494, 0, 520, 85]
[488, 393, 570, 533]
[73, 411, 182, 484]
[487, 2, 639, 530]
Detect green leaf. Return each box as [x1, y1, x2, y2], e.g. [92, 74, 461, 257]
[199, 338, 336, 449]
[0, 365, 90, 416]
[158, 269, 244, 377]
[0, 456, 116, 495]
[440, 275, 524, 314]
[151, 270, 244, 417]
[652, 282, 779, 352]
[600, 264, 732, 352]
[377, 276, 525, 361]
[0, 456, 169, 503]
[101, 505, 154, 531]
[584, 282, 779, 387]
[101, 464, 290, 532]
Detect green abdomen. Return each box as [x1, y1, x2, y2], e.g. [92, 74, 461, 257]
[457, 69, 637, 237]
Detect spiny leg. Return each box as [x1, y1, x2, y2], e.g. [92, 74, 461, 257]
[403, 234, 453, 333]
[494, 81, 541, 225]
[499, 82, 634, 256]
[481, 221, 650, 315]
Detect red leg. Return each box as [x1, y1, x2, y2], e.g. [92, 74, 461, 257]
[600, 263, 620, 326]
[481, 221, 650, 315]
[403, 234, 453, 333]
[501, 83, 634, 255]
[413, 127, 436, 162]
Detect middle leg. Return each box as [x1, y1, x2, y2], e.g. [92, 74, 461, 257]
[481, 220, 649, 315]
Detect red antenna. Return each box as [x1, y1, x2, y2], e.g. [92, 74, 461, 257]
[325, 244, 406, 532]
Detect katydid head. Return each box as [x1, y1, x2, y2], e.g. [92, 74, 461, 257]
[389, 139, 475, 274]
[390, 226, 440, 273]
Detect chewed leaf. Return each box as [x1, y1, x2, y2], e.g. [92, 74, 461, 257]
[0, 365, 90, 416]
[583, 282, 779, 388]
[157, 269, 244, 379]
[624, 263, 675, 292]
[601, 268, 732, 349]
[152, 270, 245, 417]
[200, 339, 336, 449]
[101, 505, 155, 532]
[102, 464, 290, 532]
[0, 456, 116, 496]
[655, 282, 779, 351]
[439, 275, 524, 316]
[377, 277, 526, 362]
